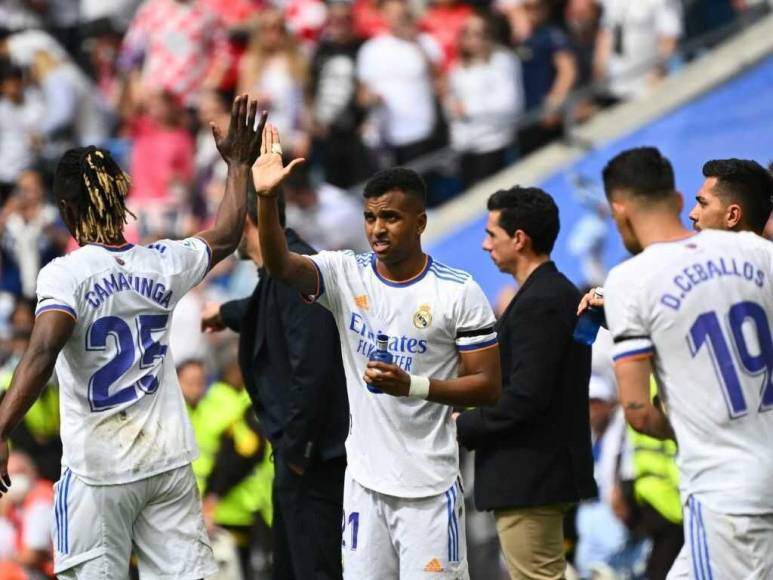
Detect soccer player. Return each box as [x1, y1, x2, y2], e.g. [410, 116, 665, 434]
[0, 95, 265, 578]
[578, 156, 773, 312]
[601, 147, 773, 579]
[688, 158, 773, 234]
[252, 125, 501, 579]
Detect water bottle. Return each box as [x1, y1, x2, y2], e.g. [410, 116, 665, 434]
[367, 334, 393, 394]
[573, 287, 605, 345]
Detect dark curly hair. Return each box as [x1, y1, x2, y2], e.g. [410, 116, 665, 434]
[487, 186, 560, 255]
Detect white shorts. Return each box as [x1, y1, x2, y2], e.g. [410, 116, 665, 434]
[342, 469, 469, 580]
[666, 495, 773, 580]
[52, 464, 218, 579]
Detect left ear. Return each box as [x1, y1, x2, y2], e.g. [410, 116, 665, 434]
[417, 211, 427, 236]
[726, 203, 742, 230]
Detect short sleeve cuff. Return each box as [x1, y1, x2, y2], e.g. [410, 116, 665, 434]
[35, 299, 77, 320]
[191, 236, 213, 276]
[456, 328, 498, 352]
[612, 337, 654, 363]
[301, 256, 326, 304]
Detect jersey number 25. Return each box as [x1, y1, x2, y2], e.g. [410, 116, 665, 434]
[86, 315, 169, 412]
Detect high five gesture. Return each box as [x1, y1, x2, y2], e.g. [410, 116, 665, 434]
[252, 124, 305, 197]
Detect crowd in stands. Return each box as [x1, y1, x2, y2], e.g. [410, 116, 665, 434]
[0, 0, 770, 578]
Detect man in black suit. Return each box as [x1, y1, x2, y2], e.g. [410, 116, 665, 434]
[456, 186, 596, 580]
[202, 192, 348, 580]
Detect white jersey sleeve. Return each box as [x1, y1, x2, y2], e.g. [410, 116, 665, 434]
[306, 249, 350, 313]
[154, 237, 212, 298]
[604, 265, 655, 363]
[36, 258, 80, 320]
[453, 278, 498, 352]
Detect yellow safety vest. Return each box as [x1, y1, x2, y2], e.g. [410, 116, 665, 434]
[1, 370, 60, 439]
[630, 377, 681, 524]
[186, 383, 273, 528]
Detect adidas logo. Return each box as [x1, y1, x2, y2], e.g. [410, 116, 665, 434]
[423, 558, 444, 572]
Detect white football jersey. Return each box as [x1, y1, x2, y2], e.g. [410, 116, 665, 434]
[35, 239, 211, 485]
[605, 230, 773, 515]
[308, 251, 497, 498]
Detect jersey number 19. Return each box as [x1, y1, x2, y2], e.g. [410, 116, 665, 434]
[688, 300, 773, 419]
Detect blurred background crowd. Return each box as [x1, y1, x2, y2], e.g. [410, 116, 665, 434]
[0, 0, 771, 578]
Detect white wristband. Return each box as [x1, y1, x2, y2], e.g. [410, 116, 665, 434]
[408, 375, 430, 399]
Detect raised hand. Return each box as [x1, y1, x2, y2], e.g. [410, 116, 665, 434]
[212, 94, 268, 167]
[251, 124, 305, 197]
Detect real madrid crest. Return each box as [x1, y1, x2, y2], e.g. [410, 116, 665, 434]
[413, 304, 432, 329]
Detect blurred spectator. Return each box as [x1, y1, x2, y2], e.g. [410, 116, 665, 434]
[0, 171, 69, 299]
[128, 90, 195, 239]
[194, 89, 229, 206]
[180, 357, 272, 578]
[28, 47, 111, 162]
[357, 0, 443, 164]
[0, 3, 43, 31]
[446, 13, 523, 187]
[0, 61, 44, 204]
[566, 173, 610, 288]
[309, 1, 374, 189]
[593, 0, 682, 102]
[1, 29, 69, 67]
[626, 415, 682, 580]
[284, 0, 329, 48]
[170, 287, 212, 364]
[42, 0, 82, 61]
[0, 452, 55, 578]
[80, 0, 144, 31]
[282, 167, 369, 251]
[564, 0, 601, 87]
[352, 0, 389, 39]
[574, 375, 637, 579]
[420, 0, 475, 72]
[493, 0, 531, 43]
[0, 299, 62, 485]
[238, 8, 309, 157]
[515, 0, 577, 154]
[120, 0, 231, 107]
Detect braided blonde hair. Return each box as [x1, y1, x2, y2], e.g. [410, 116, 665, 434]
[54, 147, 136, 244]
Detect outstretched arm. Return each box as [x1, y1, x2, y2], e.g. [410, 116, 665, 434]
[253, 124, 318, 296]
[197, 95, 266, 267]
[0, 311, 75, 496]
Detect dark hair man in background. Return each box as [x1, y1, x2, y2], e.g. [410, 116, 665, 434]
[201, 185, 349, 580]
[456, 186, 596, 580]
[689, 158, 773, 234]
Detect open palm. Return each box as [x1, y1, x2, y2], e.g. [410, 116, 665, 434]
[251, 124, 305, 196]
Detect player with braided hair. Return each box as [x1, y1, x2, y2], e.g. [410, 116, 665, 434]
[0, 95, 267, 578]
[52, 146, 135, 246]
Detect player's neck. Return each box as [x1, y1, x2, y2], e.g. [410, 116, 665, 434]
[634, 214, 692, 250]
[376, 251, 428, 283]
[82, 234, 128, 247]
